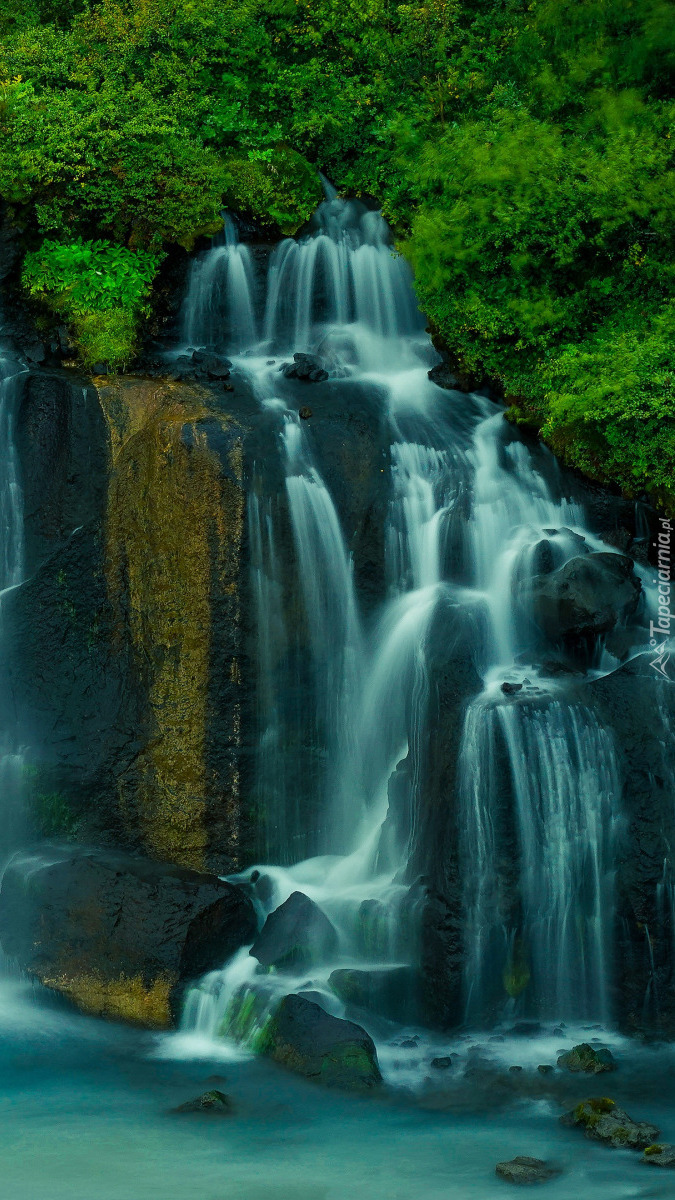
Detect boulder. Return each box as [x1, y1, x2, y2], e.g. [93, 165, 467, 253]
[328, 966, 418, 1023]
[556, 1043, 615, 1074]
[561, 1097, 660, 1149]
[530, 552, 641, 642]
[261, 993, 381, 1090]
[495, 1157, 562, 1185]
[281, 353, 328, 382]
[172, 1090, 233, 1115]
[0, 844, 256, 1028]
[430, 1056, 454, 1070]
[250, 891, 338, 970]
[642, 1144, 675, 1167]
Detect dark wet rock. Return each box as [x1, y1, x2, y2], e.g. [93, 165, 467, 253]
[495, 1157, 562, 1185]
[192, 350, 232, 370]
[400, 1037, 419, 1049]
[250, 891, 338, 970]
[261, 994, 381, 1090]
[530, 552, 641, 642]
[583, 654, 675, 1038]
[561, 1097, 659, 1149]
[430, 1056, 454, 1070]
[557, 1043, 615, 1074]
[172, 1089, 233, 1115]
[328, 966, 418, 1024]
[509, 1066, 523, 1074]
[427, 361, 461, 390]
[642, 1144, 675, 1167]
[532, 538, 555, 576]
[299, 405, 313, 419]
[25, 340, 47, 364]
[282, 353, 328, 382]
[0, 844, 256, 1028]
[501, 681, 523, 695]
[537, 1065, 554, 1075]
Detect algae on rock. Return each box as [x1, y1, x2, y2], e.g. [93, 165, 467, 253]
[100, 377, 246, 871]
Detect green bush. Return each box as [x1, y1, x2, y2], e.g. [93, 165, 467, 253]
[22, 238, 162, 367]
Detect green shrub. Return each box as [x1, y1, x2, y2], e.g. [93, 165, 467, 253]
[22, 238, 162, 367]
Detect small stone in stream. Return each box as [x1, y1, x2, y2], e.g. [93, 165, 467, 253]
[552, 1027, 565, 1037]
[537, 1065, 554, 1075]
[489, 1034, 506, 1042]
[299, 406, 313, 419]
[400, 1037, 418, 1048]
[509, 1065, 523, 1073]
[496, 1157, 562, 1185]
[642, 1144, 675, 1167]
[192, 350, 232, 369]
[561, 1097, 659, 1149]
[172, 1090, 233, 1115]
[557, 1043, 615, 1074]
[501, 681, 523, 694]
[430, 1056, 453, 1069]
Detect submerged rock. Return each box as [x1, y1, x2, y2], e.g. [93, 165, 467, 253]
[561, 1097, 660, 1149]
[556, 1043, 615, 1074]
[642, 1144, 675, 1167]
[250, 891, 338, 970]
[172, 1089, 233, 1115]
[430, 1056, 454, 1070]
[261, 993, 381, 1090]
[0, 845, 256, 1028]
[495, 1157, 562, 1185]
[530, 552, 641, 642]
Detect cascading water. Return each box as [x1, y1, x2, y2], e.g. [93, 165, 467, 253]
[178, 194, 638, 1056]
[0, 355, 25, 861]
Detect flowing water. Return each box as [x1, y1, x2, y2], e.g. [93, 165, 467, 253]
[174, 197, 647, 1054]
[0, 203, 673, 1200]
[0, 355, 25, 860]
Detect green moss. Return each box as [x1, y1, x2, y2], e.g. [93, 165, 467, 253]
[35, 791, 78, 837]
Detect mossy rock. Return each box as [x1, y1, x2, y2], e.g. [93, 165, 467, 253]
[260, 993, 381, 1091]
[557, 1043, 615, 1074]
[561, 1098, 660, 1149]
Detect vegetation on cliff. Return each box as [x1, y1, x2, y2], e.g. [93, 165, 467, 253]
[1, 0, 674, 501]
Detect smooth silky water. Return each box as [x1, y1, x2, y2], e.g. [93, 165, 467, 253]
[0, 209, 673, 1198]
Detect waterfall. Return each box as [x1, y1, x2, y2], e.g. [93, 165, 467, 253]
[461, 698, 620, 1023]
[178, 195, 628, 1048]
[181, 214, 258, 351]
[0, 356, 26, 862]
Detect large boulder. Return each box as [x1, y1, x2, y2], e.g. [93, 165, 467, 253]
[250, 891, 338, 970]
[260, 993, 381, 1090]
[328, 966, 418, 1024]
[530, 552, 641, 642]
[561, 1098, 660, 1150]
[0, 844, 256, 1027]
[557, 1043, 615, 1074]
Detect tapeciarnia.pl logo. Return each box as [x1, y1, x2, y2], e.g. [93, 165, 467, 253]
[650, 517, 673, 680]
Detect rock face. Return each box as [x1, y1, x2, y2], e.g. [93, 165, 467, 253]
[250, 892, 338, 970]
[260, 993, 381, 1090]
[495, 1157, 562, 1185]
[0, 844, 256, 1027]
[530, 552, 641, 643]
[556, 1043, 615, 1074]
[561, 1098, 660, 1149]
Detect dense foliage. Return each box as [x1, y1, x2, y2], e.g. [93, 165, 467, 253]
[1, 0, 674, 501]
